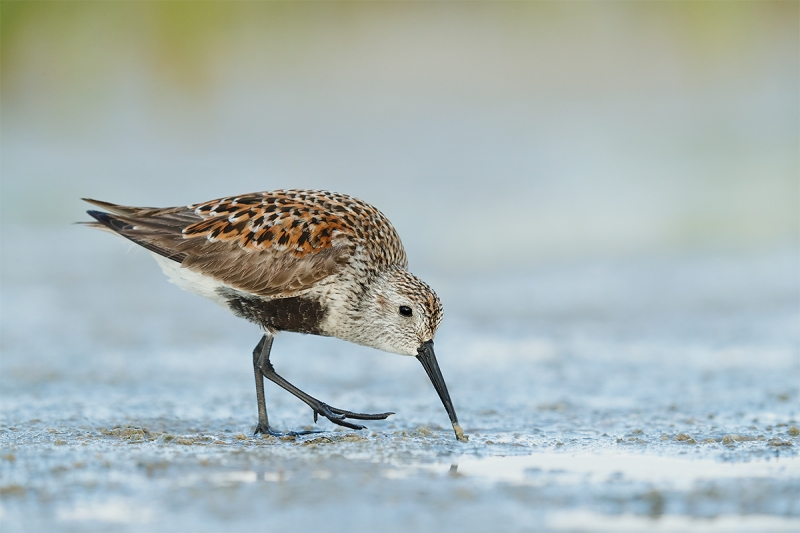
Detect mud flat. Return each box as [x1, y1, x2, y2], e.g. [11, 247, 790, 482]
[1, 232, 798, 532]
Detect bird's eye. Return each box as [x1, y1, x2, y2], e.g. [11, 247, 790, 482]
[399, 305, 413, 317]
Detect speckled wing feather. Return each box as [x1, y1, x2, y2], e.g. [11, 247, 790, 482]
[83, 190, 407, 298]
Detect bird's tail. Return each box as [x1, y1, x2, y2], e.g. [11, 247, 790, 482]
[79, 198, 195, 262]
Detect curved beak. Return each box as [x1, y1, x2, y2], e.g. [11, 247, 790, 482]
[416, 341, 468, 442]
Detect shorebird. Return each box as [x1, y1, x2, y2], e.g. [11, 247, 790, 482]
[82, 190, 467, 442]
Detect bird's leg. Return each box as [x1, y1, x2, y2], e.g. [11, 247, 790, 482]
[252, 335, 323, 437]
[254, 339, 393, 431]
[252, 335, 274, 435]
[252, 335, 286, 436]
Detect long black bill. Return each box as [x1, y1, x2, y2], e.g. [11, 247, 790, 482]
[416, 341, 468, 442]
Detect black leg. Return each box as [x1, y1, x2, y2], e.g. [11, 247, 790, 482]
[254, 336, 394, 431]
[252, 335, 321, 437]
[252, 335, 273, 435]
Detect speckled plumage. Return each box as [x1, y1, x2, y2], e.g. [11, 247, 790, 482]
[82, 189, 463, 441]
[187, 190, 406, 264]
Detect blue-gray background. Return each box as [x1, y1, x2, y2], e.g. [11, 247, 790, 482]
[2, 2, 797, 265]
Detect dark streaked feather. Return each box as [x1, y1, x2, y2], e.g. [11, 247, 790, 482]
[81, 191, 391, 297]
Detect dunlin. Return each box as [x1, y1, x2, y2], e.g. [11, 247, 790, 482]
[82, 190, 467, 441]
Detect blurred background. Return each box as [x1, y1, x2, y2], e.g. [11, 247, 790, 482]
[2, 1, 797, 270]
[1, 3, 798, 531]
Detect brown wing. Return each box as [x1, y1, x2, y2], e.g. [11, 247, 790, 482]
[184, 191, 352, 256]
[182, 189, 407, 269]
[176, 238, 353, 297]
[82, 192, 358, 298]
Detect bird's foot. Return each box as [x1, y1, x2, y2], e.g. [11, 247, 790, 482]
[253, 422, 322, 437]
[312, 402, 394, 430]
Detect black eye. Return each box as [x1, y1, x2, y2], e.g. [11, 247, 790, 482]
[399, 305, 413, 317]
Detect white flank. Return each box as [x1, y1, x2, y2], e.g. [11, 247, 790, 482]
[151, 253, 231, 309]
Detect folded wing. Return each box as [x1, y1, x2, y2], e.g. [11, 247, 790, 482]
[82, 193, 355, 298]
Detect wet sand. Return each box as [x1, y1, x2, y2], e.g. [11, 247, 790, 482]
[1, 230, 798, 532]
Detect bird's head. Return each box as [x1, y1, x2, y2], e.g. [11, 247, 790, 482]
[339, 267, 466, 442]
[351, 267, 443, 356]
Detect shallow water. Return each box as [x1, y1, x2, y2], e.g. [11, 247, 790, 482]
[1, 228, 798, 531]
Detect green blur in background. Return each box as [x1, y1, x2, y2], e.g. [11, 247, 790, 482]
[1, 1, 797, 273]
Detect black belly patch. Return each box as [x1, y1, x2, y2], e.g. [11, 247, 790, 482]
[218, 289, 327, 335]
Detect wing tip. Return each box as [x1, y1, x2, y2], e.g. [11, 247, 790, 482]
[84, 209, 134, 233]
[82, 197, 114, 208]
[82, 198, 142, 216]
